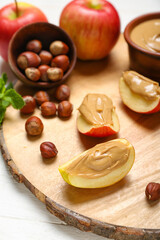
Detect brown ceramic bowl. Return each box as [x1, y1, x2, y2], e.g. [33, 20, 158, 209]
[124, 12, 160, 82]
[8, 22, 77, 89]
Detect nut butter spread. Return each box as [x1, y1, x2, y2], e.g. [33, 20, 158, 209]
[123, 71, 160, 100]
[130, 19, 160, 53]
[65, 141, 130, 179]
[78, 94, 114, 126]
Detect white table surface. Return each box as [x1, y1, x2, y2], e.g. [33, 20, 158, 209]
[0, 1, 159, 239]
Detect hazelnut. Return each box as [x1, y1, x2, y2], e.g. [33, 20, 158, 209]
[39, 50, 52, 65]
[25, 67, 41, 81]
[25, 116, 44, 136]
[58, 101, 73, 118]
[145, 182, 160, 201]
[55, 84, 70, 101]
[51, 55, 70, 72]
[49, 41, 69, 56]
[47, 67, 63, 81]
[17, 51, 41, 70]
[41, 101, 56, 117]
[38, 65, 50, 81]
[20, 95, 36, 114]
[26, 39, 42, 53]
[40, 141, 58, 159]
[34, 91, 50, 105]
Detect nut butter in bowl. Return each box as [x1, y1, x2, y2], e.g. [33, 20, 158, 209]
[130, 19, 160, 53]
[124, 12, 160, 82]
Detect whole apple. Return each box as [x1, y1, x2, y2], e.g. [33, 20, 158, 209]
[0, 2, 48, 61]
[60, 0, 120, 60]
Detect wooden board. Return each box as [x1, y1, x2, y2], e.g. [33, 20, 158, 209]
[0, 35, 160, 240]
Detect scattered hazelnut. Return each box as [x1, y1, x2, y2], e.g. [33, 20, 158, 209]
[25, 67, 41, 81]
[51, 55, 70, 72]
[55, 84, 70, 101]
[40, 141, 58, 159]
[41, 101, 56, 117]
[17, 51, 41, 70]
[49, 41, 69, 56]
[26, 39, 42, 53]
[20, 95, 36, 114]
[47, 67, 63, 81]
[25, 116, 44, 136]
[38, 65, 50, 81]
[58, 100, 73, 118]
[145, 182, 160, 201]
[39, 50, 52, 65]
[34, 91, 50, 105]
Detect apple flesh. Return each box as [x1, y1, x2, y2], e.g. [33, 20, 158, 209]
[59, 139, 135, 188]
[0, 2, 48, 61]
[59, 0, 120, 60]
[77, 110, 120, 137]
[119, 77, 160, 114]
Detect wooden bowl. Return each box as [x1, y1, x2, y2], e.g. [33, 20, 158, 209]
[8, 22, 77, 89]
[124, 12, 160, 82]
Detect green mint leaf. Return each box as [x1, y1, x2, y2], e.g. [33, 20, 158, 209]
[4, 89, 25, 109]
[2, 96, 15, 108]
[2, 73, 8, 84]
[0, 77, 5, 93]
[0, 105, 6, 125]
[0, 73, 25, 125]
[1, 98, 11, 108]
[0, 93, 4, 99]
[6, 82, 13, 91]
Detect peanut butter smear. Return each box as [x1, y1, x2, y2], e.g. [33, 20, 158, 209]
[123, 71, 160, 101]
[65, 141, 130, 179]
[130, 19, 160, 53]
[78, 94, 114, 126]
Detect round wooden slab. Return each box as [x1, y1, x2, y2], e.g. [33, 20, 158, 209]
[0, 35, 160, 240]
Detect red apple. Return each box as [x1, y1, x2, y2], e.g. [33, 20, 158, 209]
[59, 0, 120, 60]
[119, 72, 160, 114]
[0, 2, 48, 61]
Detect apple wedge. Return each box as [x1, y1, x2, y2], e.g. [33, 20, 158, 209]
[59, 139, 135, 188]
[119, 71, 160, 114]
[77, 93, 120, 137]
[77, 111, 120, 137]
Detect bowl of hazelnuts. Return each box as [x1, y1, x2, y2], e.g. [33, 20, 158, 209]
[8, 22, 77, 89]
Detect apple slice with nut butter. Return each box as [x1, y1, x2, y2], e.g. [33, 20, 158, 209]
[59, 139, 135, 188]
[77, 93, 120, 137]
[119, 71, 160, 114]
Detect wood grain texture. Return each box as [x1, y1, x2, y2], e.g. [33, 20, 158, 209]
[0, 35, 160, 240]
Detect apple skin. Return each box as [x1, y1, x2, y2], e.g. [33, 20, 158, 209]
[59, 139, 135, 188]
[146, 102, 160, 114]
[119, 77, 160, 114]
[77, 110, 120, 137]
[59, 0, 120, 60]
[0, 2, 48, 61]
